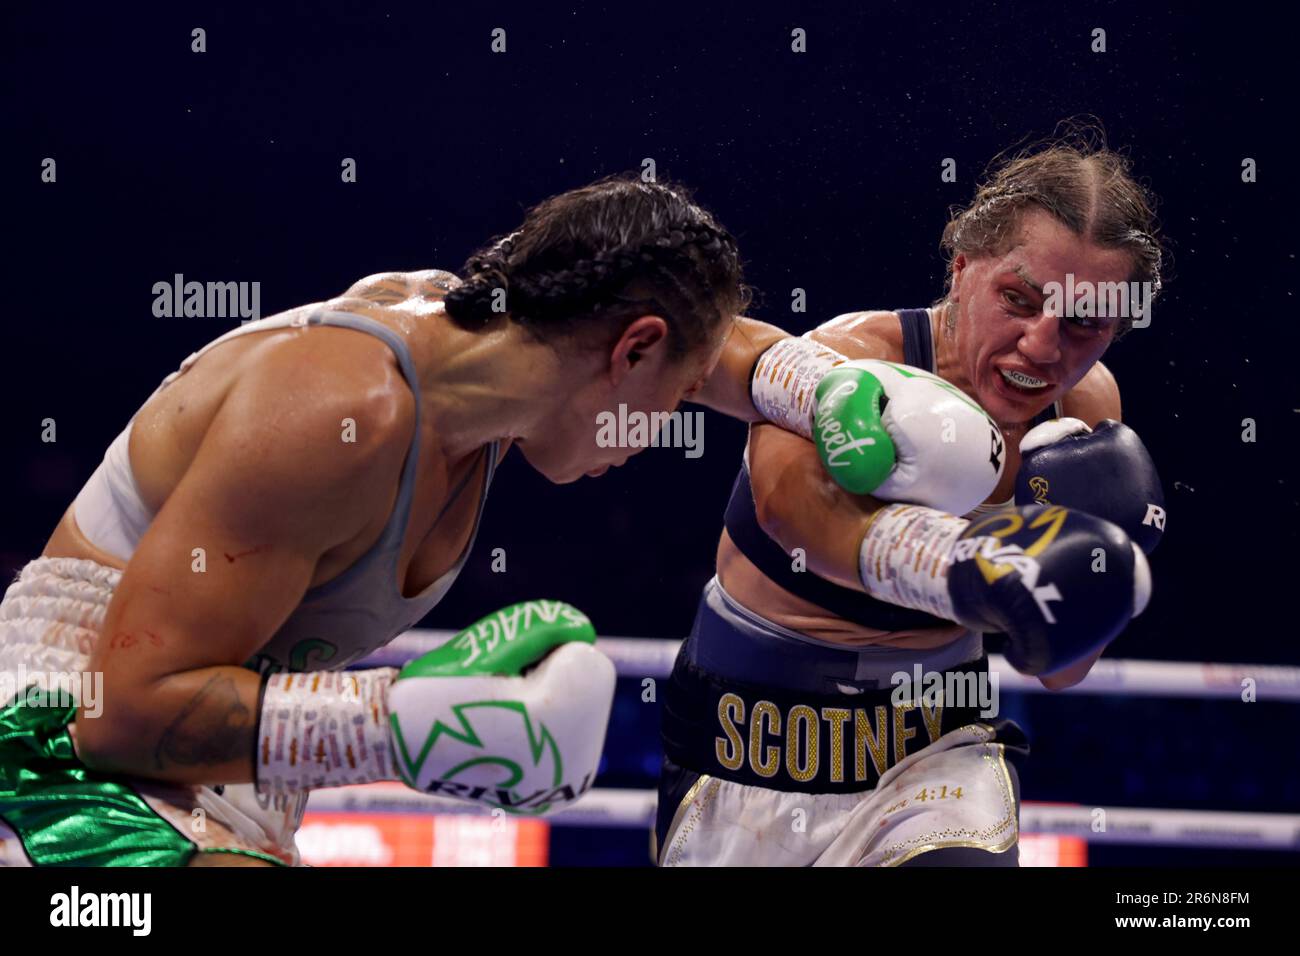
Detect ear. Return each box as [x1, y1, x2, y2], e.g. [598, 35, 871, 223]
[609, 315, 670, 385]
[949, 253, 969, 296]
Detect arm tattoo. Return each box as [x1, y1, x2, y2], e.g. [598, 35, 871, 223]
[154, 674, 254, 771]
[409, 269, 459, 298]
[342, 270, 459, 307]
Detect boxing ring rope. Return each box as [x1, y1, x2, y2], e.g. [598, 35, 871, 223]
[325, 630, 1300, 852]
[362, 629, 1300, 701]
[306, 783, 1300, 850]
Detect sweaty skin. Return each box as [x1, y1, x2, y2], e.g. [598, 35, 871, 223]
[719, 308, 1121, 645]
[51, 270, 775, 791]
[720, 212, 1132, 690]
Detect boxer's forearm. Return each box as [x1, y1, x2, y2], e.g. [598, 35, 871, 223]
[74, 665, 262, 785]
[1038, 647, 1104, 690]
[748, 423, 881, 592]
[690, 317, 790, 421]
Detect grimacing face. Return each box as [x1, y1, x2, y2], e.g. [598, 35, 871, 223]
[949, 208, 1135, 425]
[517, 316, 728, 484]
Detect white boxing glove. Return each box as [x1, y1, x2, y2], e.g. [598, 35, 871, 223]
[256, 600, 616, 817]
[387, 641, 615, 814]
[845, 359, 1006, 515]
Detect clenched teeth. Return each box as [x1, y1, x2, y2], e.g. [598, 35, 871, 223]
[999, 368, 1049, 390]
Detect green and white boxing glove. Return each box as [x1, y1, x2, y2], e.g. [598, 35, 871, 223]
[751, 337, 1006, 514]
[387, 601, 614, 813]
[255, 600, 616, 816]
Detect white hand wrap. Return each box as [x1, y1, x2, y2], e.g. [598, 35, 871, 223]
[750, 336, 848, 438]
[858, 504, 968, 620]
[255, 668, 397, 796]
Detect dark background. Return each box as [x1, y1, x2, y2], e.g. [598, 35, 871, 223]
[4, 2, 1297, 864]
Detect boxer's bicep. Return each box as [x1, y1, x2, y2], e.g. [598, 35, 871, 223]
[808, 313, 900, 362]
[748, 422, 881, 591]
[692, 313, 898, 419]
[726, 313, 900, 585]
[80, 362, 409, 773]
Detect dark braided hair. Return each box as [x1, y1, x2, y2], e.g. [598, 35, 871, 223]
[444, 175, 751, 358]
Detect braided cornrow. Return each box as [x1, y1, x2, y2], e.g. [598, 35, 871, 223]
[444, 176, 749, 357]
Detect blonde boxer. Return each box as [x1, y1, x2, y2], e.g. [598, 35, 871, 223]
[658, 138, 1167, 867]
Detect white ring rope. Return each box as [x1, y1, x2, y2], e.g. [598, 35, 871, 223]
[361, 630, 1300, 702]
[306, 784, 1300, 849]
[341, 630, 1300, 850]
[1017, 804, 1300, 850]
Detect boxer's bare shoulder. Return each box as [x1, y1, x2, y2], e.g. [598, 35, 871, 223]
[1061, 360, 1122, 426]
[128, 323, 412, 518]
[324, 270, 469, 372]
[338, 269, 462, 307]
[807, 310, 905, 361]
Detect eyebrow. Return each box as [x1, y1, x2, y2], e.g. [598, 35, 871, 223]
[1010, 265, 1044, 294]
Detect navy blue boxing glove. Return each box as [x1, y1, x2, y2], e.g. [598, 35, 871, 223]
[857, 502, 1152, 677]
[946, 505, 1151, 675]
[1015, 418, 1166, 554]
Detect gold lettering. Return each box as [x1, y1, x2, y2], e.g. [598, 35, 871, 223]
[715, 693, 745, 771]
[894, 703, 917, 764]
[855, 706, 889, 781]
[972, 506, 1068, 583]
[920, 699, 944, 744]
[786, 705, 819, 783]
[749, 701, 781, 778]
[822, 707, 850, 783]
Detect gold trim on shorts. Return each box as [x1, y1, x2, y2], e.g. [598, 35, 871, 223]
[876, 726, 1019, 867]
[659, 774, 721, 867]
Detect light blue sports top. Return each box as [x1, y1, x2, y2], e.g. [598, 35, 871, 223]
[71, 308, 498, 673]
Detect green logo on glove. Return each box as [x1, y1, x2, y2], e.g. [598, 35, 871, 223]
[813, 368, 897, 495]
[400, 600, 596, 679]
[390, 600, 598, 815]
[390, 700, 566, 815]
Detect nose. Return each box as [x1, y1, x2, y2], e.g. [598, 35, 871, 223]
[1018, 310, 1062, 367]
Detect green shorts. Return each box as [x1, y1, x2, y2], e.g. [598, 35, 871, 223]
[0, 699, 285, 867]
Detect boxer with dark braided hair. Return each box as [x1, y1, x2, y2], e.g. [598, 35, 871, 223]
[445, 176, 748, 359]
[1, 172, 821, 866]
